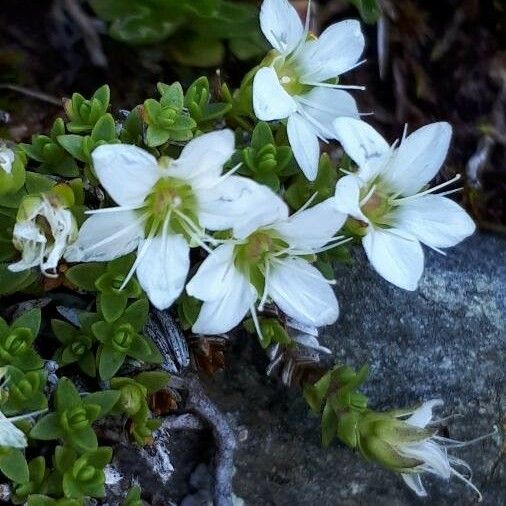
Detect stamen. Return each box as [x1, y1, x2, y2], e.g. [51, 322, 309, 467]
[258, 259, 270, 311]
[297, 107, 333, 140]
[392, 175, 462, 204]
[360, 184, 377, 206]
[249, 303, 264, 342]
[120, 220, 159, 290]
[8, 409, 48, 422]
[434, 426, 498, 448]
[173, 209, 214, 251]
[85, 205, 142, 215]
[291, 191, 319, 217]
[301, 81, 366, 91]
[194, 162, 242, 191]
[450, 468, 482, 502]
[78, 213, 148, 255]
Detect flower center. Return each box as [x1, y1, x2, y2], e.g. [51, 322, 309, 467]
[272, 56, 308, 96]
[360, 181, 394, 228]
[143, 176, 198, 238]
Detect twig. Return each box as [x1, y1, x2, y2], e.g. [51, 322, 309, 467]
[184, 374, 237, 506]
[55, 0, 107, 67]
[0, 84, 61, 106]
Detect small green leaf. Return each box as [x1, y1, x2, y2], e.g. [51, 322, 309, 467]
[30, 413, 62, 441]
[11, 308, 41, 336]
[82, 390, 121, 417]
[0, 449, 29, 483]
[66, 263, 106, 291]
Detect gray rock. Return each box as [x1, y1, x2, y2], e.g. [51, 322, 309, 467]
[205, 233, 505, 505]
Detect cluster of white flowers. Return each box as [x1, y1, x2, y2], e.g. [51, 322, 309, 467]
[3, 0, 483, 496]
[9, 0, 474, 335]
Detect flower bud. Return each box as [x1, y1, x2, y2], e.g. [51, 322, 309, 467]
[0, 143, 26, 195]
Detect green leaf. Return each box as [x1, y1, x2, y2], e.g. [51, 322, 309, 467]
[55, 378, 82, 411]
[0, 449, 29, 483]
[126, 335, 153, 362]
[82, 390, 120, 417]
[0, 264, 37, 296]
[99, 292, 128, 323]
[122, 298, 149, 331]
[66, 263, 106, 291]
[10, 309, 40, 337]
[54, 446, 76, 474]
[98, 346, 126, 380]
[30, 413, 62, 440]
[91, 114, 117, 142]
[57, 135, 86, 162]
[135, 371, 170, 393]
[71, 427, 98, 453]
[347, 0, 381, 24]
[159, 82, 184, 110]
[321, 401, 338, 448]
[170, 35, 224, 67]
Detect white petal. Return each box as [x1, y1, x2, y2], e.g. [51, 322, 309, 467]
[333, 117, 390, 181]
[136, 233, 190, 310]
[362, 228, 424, 291]
[297, 88, 358, 140]
[253, 67, 298, 121]
[0, 413, 27, 448]
[273, 198, 346, 250]
[192, 269, 255, 335]
[406, 399, 443, 428]
[186, 243, 236, 302]
[268, 257, 339, 326]
[64, 211, 143, 262]
[394, 195, 476, 249]
[92, 144, 160, 207]
[197, 175, 288, 238]
[384, 122, 452, 196]
[167, 130, 235, 185]
[334, 174, 368, 222]
[401, 473, 427, 497]
[259, 0, 304, 54]
[400, 440, 451, 479]
[287, 113, 320, 181]
[298, 20, 365, 82]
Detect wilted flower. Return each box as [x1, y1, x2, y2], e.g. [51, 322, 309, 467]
[187, 192, 346, 335]
[359, 400, 482, 499]
[66, 130, 277, 310]
[9, 191, 77, 277]
[333, 118, 475, 290]
[253, 0, 364, 180]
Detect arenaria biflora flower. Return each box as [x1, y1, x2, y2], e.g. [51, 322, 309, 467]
[9, 190, 77, 277]
[253, 0, 364, 180]
[333, 118, 475, 290]
[393, 400, 482, 499]
[187, 192, 347, 335]
[66, 130, 277, 310]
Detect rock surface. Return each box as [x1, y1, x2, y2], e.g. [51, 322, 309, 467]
[115, 233, 505, 505]
[206, 232, 505, 505]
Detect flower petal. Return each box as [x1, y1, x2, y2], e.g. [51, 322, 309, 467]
[0, 413, 28, 448]
[394, 195, 476, 249]
[273, 198, 346, 250]
[333, 117, 390, 181]
[384, 122, 452, 196]
[253, 67, 298, 121]
[92, 144, 160, 207]
[406, 399, 443, 428]
[167, 130, 235, 186]
[196, 175, 288, 238]
[268, 257, 339, 326]
[65, 211, 143, 262]
[287, 113, 320, 181]
[297, 88, 358, 140]
[186, 243, 236, 302]
[401, 473, 427, 497]
[362, 228, 424, 291]
[334, 174, 368, 222]
[259, 0, 304, 54]
[192, 269, 255, 335]
[136, 233, 190, 310]
[298, 20, 365, 82]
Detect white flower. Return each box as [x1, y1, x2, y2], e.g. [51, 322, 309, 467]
[187, 192, 346, 335]
[399, 400, 481, 499]
[0, 411, 28, 448]
[253, 0, 364, 180]
[333, 118, 475, 290]
[65, 130, 276, 310]
[9, 194, 77, 277]
[0, 144, 15, 174]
